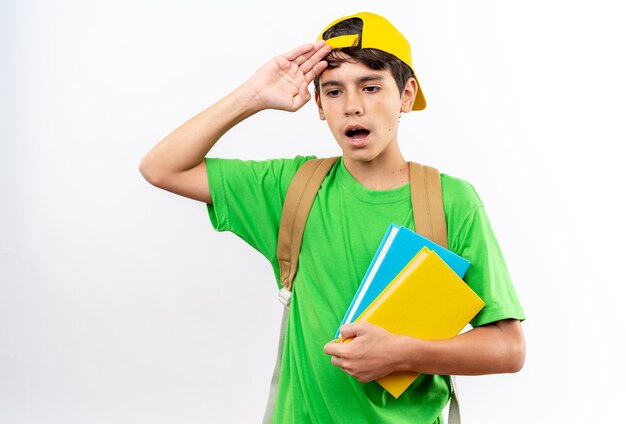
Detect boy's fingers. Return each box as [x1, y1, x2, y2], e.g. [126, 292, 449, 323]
[339, 323, 359, 339]
[283, 41, 330, 70]
[324, 340, 340, 355]
[305, 60, 329, 83]
[283, 41, 330, 66]
[299, 42, 331, 73]
[283, 43, 314, 64]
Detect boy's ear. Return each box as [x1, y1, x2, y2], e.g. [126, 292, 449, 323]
[314, 90, 326, 120]
[400, 77, 418, 113]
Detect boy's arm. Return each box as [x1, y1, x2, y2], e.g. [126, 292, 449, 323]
[323, 319, 525, 382]
[139, 41, 331, 203]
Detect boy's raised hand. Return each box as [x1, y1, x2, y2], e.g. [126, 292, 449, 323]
[245, 41, 331, 112]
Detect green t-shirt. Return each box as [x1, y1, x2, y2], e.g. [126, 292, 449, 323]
[206, 156, 525, 424]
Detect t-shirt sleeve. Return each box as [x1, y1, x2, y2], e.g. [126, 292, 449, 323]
[443, 176, 525, 327]
[456, 206, 525, 327]
[205, 156, 314, 271]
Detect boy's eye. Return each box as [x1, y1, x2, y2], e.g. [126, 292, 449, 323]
[326, 89, 341, 97]
[363, 86, 380, 93]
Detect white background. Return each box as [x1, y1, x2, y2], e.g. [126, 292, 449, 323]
[2, 1, 625, 423]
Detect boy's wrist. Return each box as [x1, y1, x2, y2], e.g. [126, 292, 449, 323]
[238, 79, 270, 114]
[394, 335, 425, 373]
[239, 75, 303, 114]
[216, 82, 266, 124]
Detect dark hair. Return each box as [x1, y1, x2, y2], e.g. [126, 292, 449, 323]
[313, 18, 414, 96]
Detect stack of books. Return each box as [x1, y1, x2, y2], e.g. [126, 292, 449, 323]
[337, 224, 485, 398]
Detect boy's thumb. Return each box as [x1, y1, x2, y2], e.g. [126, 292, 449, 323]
[339, 322, 359, 340]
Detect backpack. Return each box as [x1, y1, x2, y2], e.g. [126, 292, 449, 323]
[263, 157, 461, 424]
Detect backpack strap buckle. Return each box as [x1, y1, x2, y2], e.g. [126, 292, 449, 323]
[278, 287, 292, 307]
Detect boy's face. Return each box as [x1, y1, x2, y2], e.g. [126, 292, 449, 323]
[315, 54, 416, 165]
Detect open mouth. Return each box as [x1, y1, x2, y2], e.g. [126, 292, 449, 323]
[345, 127, 371, 140]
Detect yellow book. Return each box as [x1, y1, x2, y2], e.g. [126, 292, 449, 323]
[355, 247, 485, 398]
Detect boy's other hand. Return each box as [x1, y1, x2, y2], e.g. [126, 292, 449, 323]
[244, 41, 331, 112]
[323, 322, 403, 383]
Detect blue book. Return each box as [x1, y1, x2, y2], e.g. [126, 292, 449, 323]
[335, 224, 470, 338]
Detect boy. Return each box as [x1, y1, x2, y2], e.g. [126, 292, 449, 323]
[140, 12, 525, 424]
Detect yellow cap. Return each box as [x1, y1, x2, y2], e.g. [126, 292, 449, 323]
[317, 12, 426, 111]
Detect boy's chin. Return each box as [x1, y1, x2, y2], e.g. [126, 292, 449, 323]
[340, 150, 379, 165]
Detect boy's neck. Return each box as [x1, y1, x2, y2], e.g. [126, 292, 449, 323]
[343, 151, 409, 191]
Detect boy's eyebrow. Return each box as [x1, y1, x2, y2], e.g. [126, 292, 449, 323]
[320, 74, 385, 89]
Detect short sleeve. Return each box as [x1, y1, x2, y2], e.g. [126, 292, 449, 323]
[454, 206, 526, 327]
[205, 156, 314, 265]
[442, 175, 525, 327]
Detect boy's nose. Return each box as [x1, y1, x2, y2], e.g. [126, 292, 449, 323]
[344, 92, 363, 116]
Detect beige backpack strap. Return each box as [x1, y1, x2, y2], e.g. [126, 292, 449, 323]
[408, 162, 448, 248]
[409, 162, 461, 424]
[263, 156, 338, 424]
[277, 157, 339, 290]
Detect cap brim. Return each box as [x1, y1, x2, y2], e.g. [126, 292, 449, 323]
[412, 82, 426, 111]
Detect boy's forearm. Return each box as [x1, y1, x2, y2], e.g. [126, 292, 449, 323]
[325, 319, 524, 383]
[139, 83, 262, 180]
[396, 319, 525, 376]
[140, 42, 330, 185]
